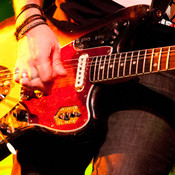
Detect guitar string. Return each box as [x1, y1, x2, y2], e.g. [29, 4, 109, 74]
[0, 50, 174, 75]
[0, 50, 175, 82]
[0, 62, 170, 83]
[1, 43, 175, 72]
[0, 48, 174, 74]
[0, 49, 173, 74]
[0, 51, 174, 81]
[0, 61, 171, 82]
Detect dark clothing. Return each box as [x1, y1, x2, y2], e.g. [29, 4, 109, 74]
[59, 0, 124, 25]
[92, 82, 175, 175]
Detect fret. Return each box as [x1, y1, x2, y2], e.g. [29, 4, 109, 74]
[124, 52, 132, 76]
[98, 56, 105, 81]
[106, 55, 110, 79]
[168, 46, 175, 70]
[159, 47, 169, 71]
[107, 55, 114, 79]
[113, 53, 121, 78]
[123, 53, 127, 77]
[166, 46, 170, 70]
[150, 49, 154, 72]
[130, 51, 139, 75]
[102, 55, 107, 80]
[103, 55, 111, 80]
[142, 50, 147, 74]
[129, 51, 134, 76]
[112, 54, 116, 79]
[152, 48, 161, 72]
[117, 53, 122, 78]
[135, 51, 140, 75]
[137, 50, 145, 74]
[157, 48, 162, 71]
[144, 49, 152, 73]
[119, 53, 126, 77]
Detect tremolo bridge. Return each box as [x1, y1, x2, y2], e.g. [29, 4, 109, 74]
[0, 103, 29, 140]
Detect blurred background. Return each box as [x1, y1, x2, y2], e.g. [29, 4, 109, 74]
[0, 0, 14, 22]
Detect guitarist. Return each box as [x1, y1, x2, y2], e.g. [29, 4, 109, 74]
[11, 0, 175, 174]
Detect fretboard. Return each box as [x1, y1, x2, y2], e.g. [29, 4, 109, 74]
[90, 45, 175, 83]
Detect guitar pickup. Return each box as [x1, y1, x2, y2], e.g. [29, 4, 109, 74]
[75, 53, 89, 92]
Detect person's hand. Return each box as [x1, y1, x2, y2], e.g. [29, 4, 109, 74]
[14, 24, 67, 92]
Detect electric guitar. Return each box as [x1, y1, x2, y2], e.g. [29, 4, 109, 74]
[0, 5, 175, 158]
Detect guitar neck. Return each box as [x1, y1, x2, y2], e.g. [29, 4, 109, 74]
[90, 45, 175, 83]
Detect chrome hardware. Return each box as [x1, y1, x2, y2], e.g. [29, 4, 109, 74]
[0, 103, 29, 137]
[54, 106, 81, 125]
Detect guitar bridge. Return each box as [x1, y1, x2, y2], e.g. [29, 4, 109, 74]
[0, 103, 29, 139]
[54, 106, 81, 126]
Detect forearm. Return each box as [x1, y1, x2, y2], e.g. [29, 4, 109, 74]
[12, 0, 66, 91]
[13, 0, 44, 26]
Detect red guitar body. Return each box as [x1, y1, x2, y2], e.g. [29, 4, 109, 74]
[23, 44, 112, 134]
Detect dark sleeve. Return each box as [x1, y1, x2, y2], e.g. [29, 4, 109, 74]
[60, 0, 124, 25]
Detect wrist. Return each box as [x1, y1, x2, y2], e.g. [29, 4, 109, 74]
[14, 3, 47, 41]
[16, 9, 41, 27]
[15, 3, 44, 27]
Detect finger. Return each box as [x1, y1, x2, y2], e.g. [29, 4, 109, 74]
[36, 57, 52, 83]
[20, 70, 30, 86]
[30, 65, 40, 81]
[28, 78, 45, 91]
[52, 45, 67, 78]
[21, 67, 45, 91]
[21, 75, 45, 91]
[31, 74, 40, 80]
[14, 68, 20, 83]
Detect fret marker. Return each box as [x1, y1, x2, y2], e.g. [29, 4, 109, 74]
[120, 63, 124, 67]
[110, 64, 113, 68]
[155, 53, 159, 57]
[133, 61, 136, 65]
[100, 66, 104, 69]
[153, 63, 157, 67]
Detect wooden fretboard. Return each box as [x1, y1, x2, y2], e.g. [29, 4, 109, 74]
[90, 45, 175, 83]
